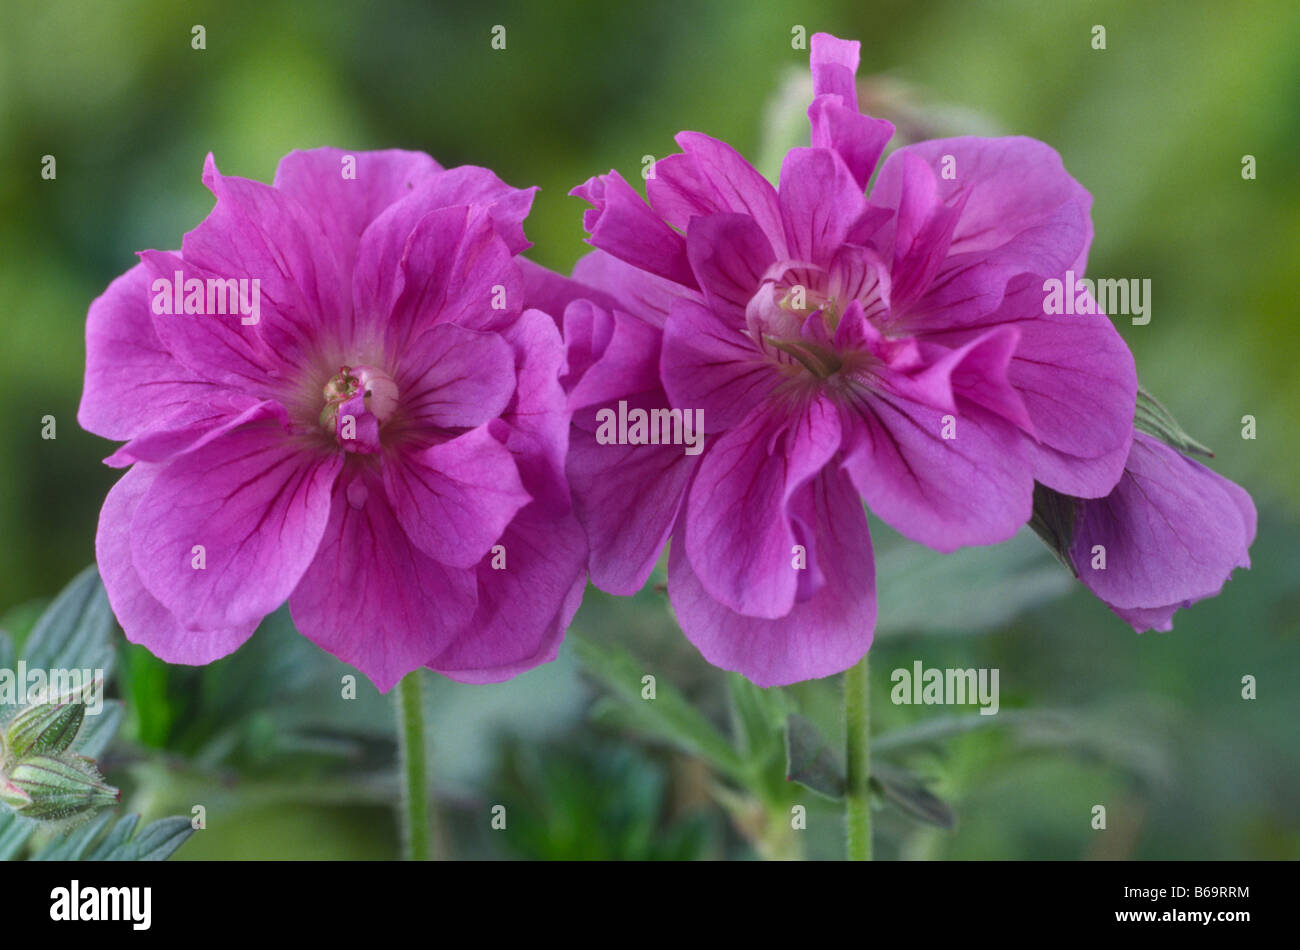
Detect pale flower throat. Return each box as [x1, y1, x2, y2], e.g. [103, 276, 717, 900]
[319, 364, 399, 434]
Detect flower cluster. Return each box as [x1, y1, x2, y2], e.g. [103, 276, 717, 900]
[81, 36, 1254, 690]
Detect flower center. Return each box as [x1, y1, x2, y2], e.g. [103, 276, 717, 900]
[764, 337, 844, 379]
[779, 286, 840, 330]
[319, 364, 399, 433]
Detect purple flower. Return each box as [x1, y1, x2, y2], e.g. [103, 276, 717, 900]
[1069, 433, 1256, 631]
[81, 148, 587, 691]
[564, 33, 1138, 685]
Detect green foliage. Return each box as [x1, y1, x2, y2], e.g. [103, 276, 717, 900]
[0, 568, 193, 860]
[490, 739, 714, 861]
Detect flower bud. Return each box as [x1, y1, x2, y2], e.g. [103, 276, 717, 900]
[3, 677, 100, 759]
[1, 754, 119, 822]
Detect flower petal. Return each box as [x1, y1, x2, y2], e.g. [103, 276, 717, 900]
[138, 249, 282, 391]
[669, 132, 787, 254]
[568, 393, 699, 595]
[105, 396, 286, 468]
[398, 323, 517, 432]
[563, 300, 664, 414]
[78, 262, 234, 442]
[383, 424, 531, 568]
[777, 147, 869, 264]
[924, 272, 1136, 497]
[518, 255, 619, 321]
[356, 203, 523, 365]
[684, 395, 841, 618]
[839, 390, 1032, 552]
[430, 501, 587, 683]
[661, 295, 777, 432]
[868, 137, 1093, 328]
[571, 250, 689, 329]
[571, 170, 696, 287]
[669, 466, 876, 686]
[808, 98, 894, 193]
[495, 308, 575, 511]
[1071, 434, 1255, 619]
[96, 464, 258, 665]
[686, 212, 778, 318]
[131, 420, 342, 629]
[290, 468, 476, 693]
[272, 147, 442, 269]
[183, 154, 352, 369]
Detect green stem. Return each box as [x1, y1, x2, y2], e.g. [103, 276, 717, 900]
[396, 671, 432, 860]
[844, 653, 872, 860]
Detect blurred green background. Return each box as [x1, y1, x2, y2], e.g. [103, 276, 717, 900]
[0, 0, 1296, 859]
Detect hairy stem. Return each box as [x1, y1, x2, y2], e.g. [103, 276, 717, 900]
[844, 653, 872, 860]
[396, 671, 432, 860]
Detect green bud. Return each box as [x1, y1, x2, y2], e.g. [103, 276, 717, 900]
[2, 754, 119, 822]
[3, 677, 99, 760]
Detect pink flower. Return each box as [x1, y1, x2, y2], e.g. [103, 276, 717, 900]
[564, 33, 1138, 685]
[1069, 433, 1256, 631]
[81, 148, 587, 691]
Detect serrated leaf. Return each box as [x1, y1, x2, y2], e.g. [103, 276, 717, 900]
[573, 637, 746, 782]
[31, 810, 115, 860]
[95, 816, 194, 861]
[20, 566, 116, 680]
[33, 813, 194, 862]
[1134, 384, 1213, 459]
[86, 813, 139, 860]
[784, 713, 845, 799]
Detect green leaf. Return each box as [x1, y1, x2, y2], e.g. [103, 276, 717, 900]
[118, 644, 174, 748]
[1134, 384, 1214, 459]
[727, 674, 787, 763]
[87, 813, 139, 858]
[0, 809, 33, 860]
[783, 714, 957, 828]
[20, 566, 115, 680]
[76, 701, 124, 760]
[875, 705, 1175, 790]
[1027, 482, 1079, 575]
[784, 713, 845, 799]
[873, 525, 1074, 636]
[572, 636, 746, 782]
[874, 709, 1073, 754]
[33, 813, 194, 861]
[93, 817, 194, 861]
[0, 568, 194, 861]
[30, 810, 115, 860]
[871, 761, 956, 830]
